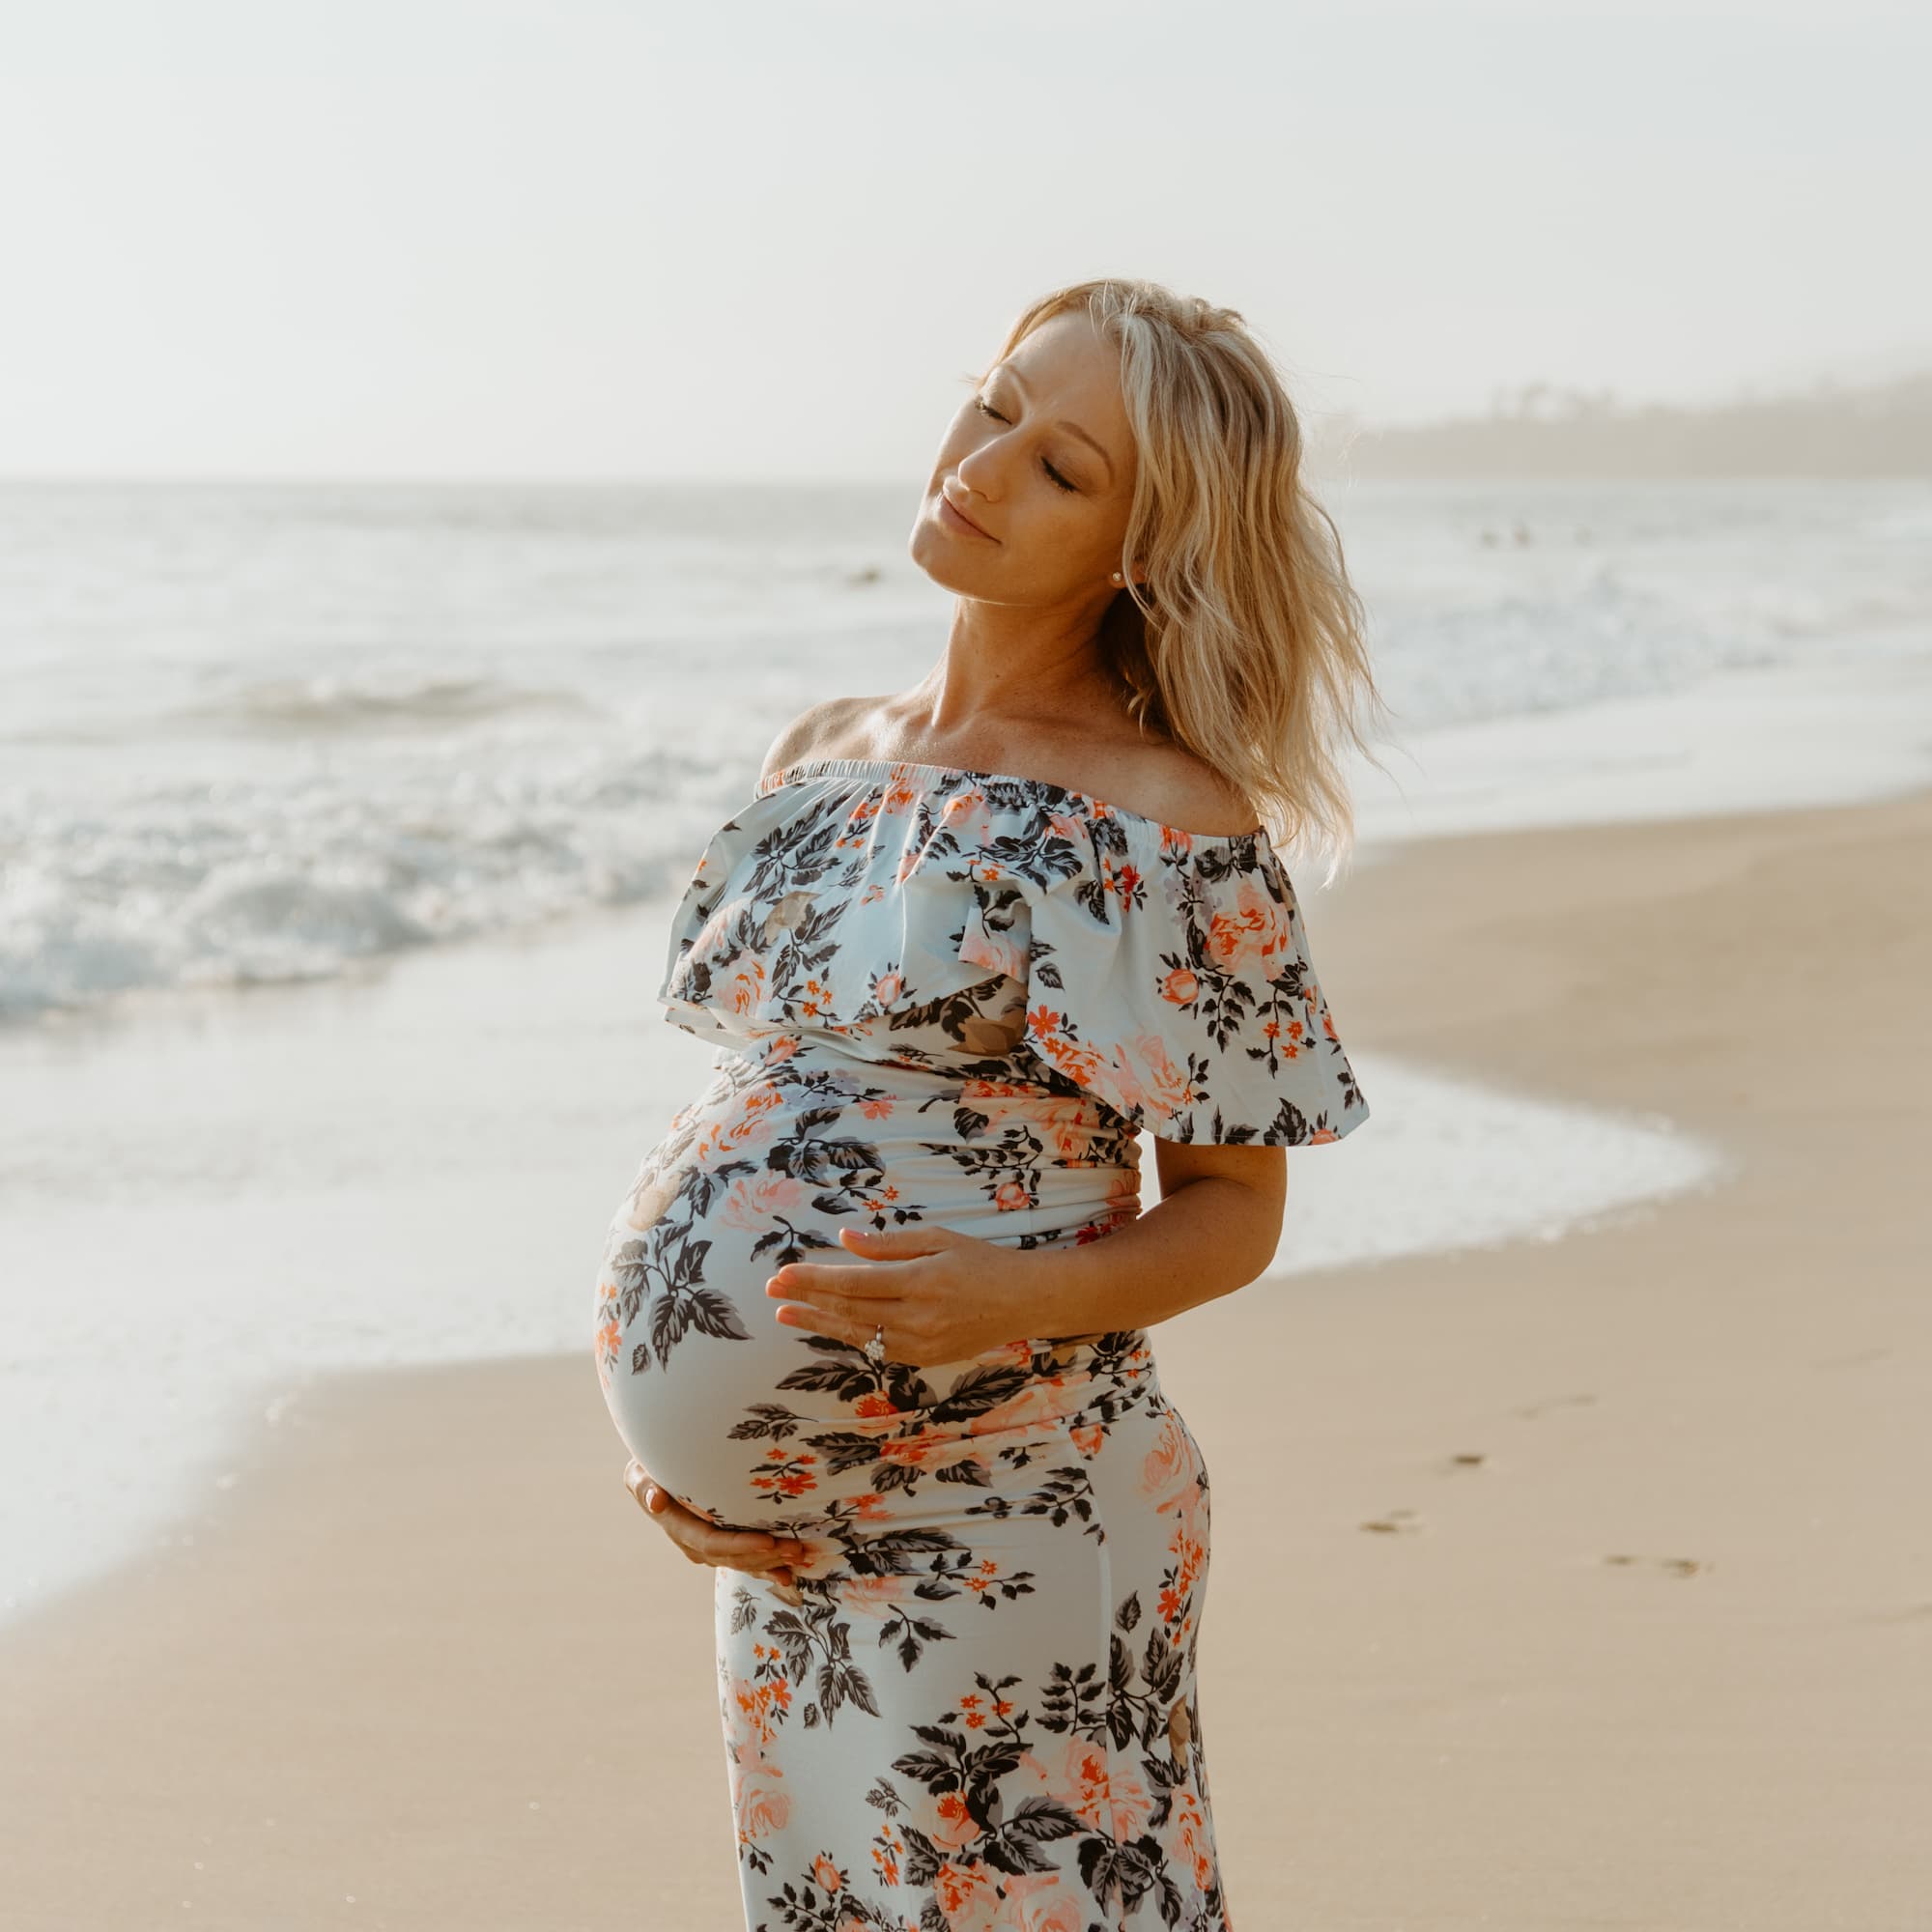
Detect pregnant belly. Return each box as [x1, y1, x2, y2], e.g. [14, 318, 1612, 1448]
[589, 1060, 1141, 1533]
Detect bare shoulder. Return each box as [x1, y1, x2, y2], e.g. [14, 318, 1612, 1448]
[756, 696, 886, 788]
[1096, 739, 1262, 837]
[758, 702, 1260, 836]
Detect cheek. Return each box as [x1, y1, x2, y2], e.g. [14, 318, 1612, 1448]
[1009, 510, 1114, 581]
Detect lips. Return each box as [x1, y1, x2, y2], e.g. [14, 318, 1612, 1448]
[939, 491, 995, 541]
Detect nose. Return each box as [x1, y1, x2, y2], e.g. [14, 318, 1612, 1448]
[949, 451, 999, 509]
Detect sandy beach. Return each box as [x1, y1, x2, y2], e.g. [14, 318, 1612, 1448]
[3, 781, 1927, 1932]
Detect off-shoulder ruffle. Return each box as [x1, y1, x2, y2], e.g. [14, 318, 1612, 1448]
[952, 800, 1369, 1147]
[657, 758, 1370, 1145]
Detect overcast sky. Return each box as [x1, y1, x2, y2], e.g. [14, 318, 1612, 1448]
[1, 0, 1924, 481]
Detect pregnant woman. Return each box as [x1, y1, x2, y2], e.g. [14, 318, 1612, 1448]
[593, 277, 1384, 1931]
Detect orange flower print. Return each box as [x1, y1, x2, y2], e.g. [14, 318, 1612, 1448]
[925, 1787, 979, 1854]
[966, 1379, 1076, 1438]
[811, 1852, 842, 1893]
[1203, 869, 1293, 975]
[993, 1179, 1031, 1212]
[1168, 1783, 1218, 1891]
[1159, 965, 1201, 1007]
[731, 1760, 790, 1841]
[717, 1171, 809, 1231]
[1140, 1408, 1196, 1507]
[1059, 1734, 1153, 1841]
[959, 914, 1027, 982]
[999, 1872, 1087, 1932]
[869, 1819, 904, 1889]
[961, 1556, 1008, 1598]
[751, 1449, 818, 1501]
[938, 785, 991, 834]
[719, 954, 772, 1019]
[838, 1574, 913, 1617]
[1093, 1031, 1193, 1126]
[931, 1856, 998, 1929]
[1104, 858, 1145, 911]
[593, 1308, 622, 1390]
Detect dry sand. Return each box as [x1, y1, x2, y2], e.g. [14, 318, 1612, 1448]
[3, 786, 1927, 1931]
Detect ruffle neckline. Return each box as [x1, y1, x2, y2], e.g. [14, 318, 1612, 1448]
[757, 755, 1269, 848]
[662, 750, 1369, 1144]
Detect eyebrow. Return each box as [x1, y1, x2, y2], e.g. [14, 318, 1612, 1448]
[996, 365, 1117, 486]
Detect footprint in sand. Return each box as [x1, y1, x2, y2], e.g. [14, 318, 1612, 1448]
[1360, 1508, 1423, 1535]
[1514, 1393, 1597, 1420]
[1815, 1346, 1890, 1370]
[1602, 1553, 1710, 1577]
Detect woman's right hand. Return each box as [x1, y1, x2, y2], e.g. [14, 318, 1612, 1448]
[622, 1457, 810, 1585]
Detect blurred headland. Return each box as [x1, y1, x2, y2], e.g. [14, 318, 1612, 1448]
[1310, 370, 1932, 480]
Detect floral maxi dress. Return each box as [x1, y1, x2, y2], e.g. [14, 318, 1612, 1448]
[592, 756, 1371, 1932]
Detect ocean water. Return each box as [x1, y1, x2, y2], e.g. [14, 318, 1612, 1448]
[0, 474, 1926, 1629]
[5, 476, 1927, 1028]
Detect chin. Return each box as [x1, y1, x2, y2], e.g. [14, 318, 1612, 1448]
[905, 513, 972, 590]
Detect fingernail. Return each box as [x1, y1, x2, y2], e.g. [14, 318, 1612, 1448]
[644, 1486, 662, 1509]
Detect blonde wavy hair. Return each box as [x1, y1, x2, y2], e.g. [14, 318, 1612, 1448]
[974, 278, 1392, 884]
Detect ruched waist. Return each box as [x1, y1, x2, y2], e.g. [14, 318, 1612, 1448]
[719, 1035, 1147, 1250]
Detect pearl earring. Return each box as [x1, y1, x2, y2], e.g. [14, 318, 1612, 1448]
[1111, 571, 1123, 583]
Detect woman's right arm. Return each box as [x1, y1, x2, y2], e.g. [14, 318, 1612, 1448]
[622, 1459, 810, 1586]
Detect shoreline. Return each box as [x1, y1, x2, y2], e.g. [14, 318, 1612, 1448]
[3, 782, 1928, 1927]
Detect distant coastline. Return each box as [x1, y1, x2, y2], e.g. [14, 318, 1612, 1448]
[1309, 371, 1932, 480]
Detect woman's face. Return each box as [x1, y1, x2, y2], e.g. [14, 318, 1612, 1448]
[909, 308, 1139, 608]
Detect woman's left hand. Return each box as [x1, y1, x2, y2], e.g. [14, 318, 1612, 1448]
[764, 1224, 1031, 1367]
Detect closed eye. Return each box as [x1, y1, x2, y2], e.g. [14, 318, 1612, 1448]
[974, 397, 1079, 494]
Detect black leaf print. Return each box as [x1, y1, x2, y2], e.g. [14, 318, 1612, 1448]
[688, 1285, 753, 1342]
[726, 1403, 802, 1442]
[1007, 1796, 1084, 1845]
[1145, 1624, 1186, 1705]
[816, 1655, 881, 1726]
[648, 1292, 690, 1368]
[933, 1461, 992, 1488]
[668, 1236, 711, 1291]
[926, 1362, 1031, 1420]
[892, 1747, 962, 1794]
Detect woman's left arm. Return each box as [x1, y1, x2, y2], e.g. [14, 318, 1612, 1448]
[765, 1142, 1286, 1361]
